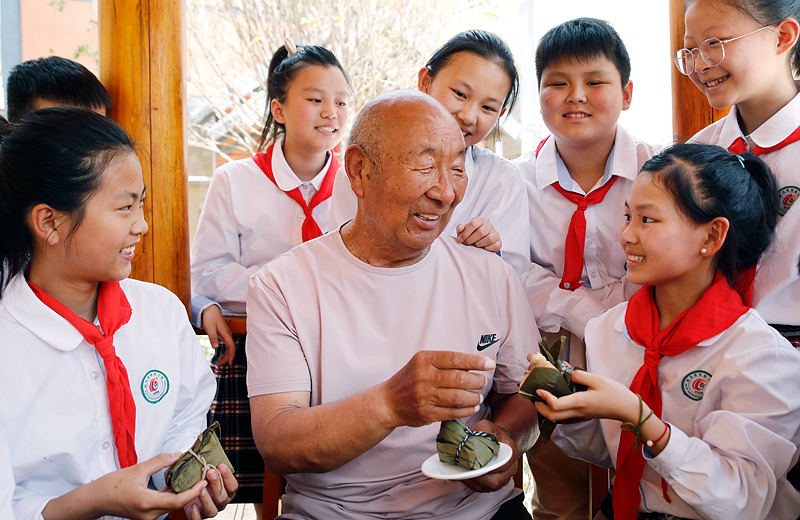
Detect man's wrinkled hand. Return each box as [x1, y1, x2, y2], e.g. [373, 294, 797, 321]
[378, 350, 495, 428]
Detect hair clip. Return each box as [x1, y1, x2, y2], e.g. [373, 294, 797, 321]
[284, 37, 298, 56]
[736, 154, 746, 169]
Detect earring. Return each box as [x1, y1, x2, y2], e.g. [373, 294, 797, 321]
[700, 247, 708, 254]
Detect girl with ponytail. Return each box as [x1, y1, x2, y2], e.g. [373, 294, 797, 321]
[189, 41, 350, 510]
[533, 144, 800, 519]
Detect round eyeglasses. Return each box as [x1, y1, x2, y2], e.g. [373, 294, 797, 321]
[674, 26, 772, 75]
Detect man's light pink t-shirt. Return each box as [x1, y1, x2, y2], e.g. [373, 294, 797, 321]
[247, 231, 538, 519]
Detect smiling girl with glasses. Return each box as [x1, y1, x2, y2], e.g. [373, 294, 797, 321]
[683, 0, 800, 358]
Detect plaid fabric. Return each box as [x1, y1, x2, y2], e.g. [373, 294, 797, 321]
[771, 324, 800, 349]
[208, 334, 265, 503]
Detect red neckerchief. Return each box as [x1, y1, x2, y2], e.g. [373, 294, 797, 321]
[28, 280, 137, 468]
[252, 142, 339, 242]
[726, 125, 800, 305]
[727, 125, 800, 155]
[613, 271, 749, 518]
[536, 136, 619, 290]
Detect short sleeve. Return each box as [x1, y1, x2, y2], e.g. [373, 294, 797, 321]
[492, 262, 540, 394]
[246, 267, 312, 397]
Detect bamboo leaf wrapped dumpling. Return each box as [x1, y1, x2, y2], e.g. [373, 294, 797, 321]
[436, 419, 500, 470]
[165, 421, 235, 493]
[518, 336, 587, 402]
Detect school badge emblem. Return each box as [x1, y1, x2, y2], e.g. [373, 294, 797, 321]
[681, 370, 711, 401]
[141, 370, 169, 403]
[778, 186, 799, 216]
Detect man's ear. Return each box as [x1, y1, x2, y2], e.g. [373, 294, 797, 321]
[417, 66, 433, 93]
[271, 98, 286, 125]
[702, 216, 730, 257]
[621, 80, 633, 111]
[344, 144, 368, 199]
[28, 203, 64, 246]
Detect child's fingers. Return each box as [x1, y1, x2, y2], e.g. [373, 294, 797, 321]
[184, 501, 201, 520]
[208, 331, 220, 350]
[205, 467, 229, 505]
[535, 389, 559, 409]
[172, 480, 206, 506]
[217, 463, 239, 498]
[140, 452, 183, 476]
[534, 401, 558, 421]
[196, 486, 220, 518]
[472, 233, 501, 251]
[569, 369, 602, 388]
[456, 218, 484, 244]
[458, 226, 486, 246]
[217, 324, 236, 366]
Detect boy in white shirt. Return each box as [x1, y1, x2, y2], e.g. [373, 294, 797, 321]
[514, 18, 658, 519]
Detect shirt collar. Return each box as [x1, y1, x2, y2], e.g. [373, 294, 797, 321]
[271, 136, 332, 192]
[3, 274, 85, 352]
[718, 89, 800, 149]
[535, 125, 638, 192]
[465, 145, 475, 173]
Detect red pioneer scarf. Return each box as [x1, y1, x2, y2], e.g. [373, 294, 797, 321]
[613, 271, 748, 518]
[536, 135, 619, 290]
[550, 177, 619, 290]
[253, 142, 339, 242]
[727, 124, 800, 305]
[28, 280, 137, 468]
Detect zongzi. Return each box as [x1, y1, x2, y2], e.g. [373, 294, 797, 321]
[518, 336, 586, 402]
[436, 419, 499, 470]
[165, 421, 235, 493]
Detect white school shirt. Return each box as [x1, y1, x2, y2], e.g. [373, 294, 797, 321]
[0, 422, 14, 520]
[553, 305, 800, 519]
[690, 94, 800, 325]
[329, 145, 531, 278]
[515, 126, 658, 338]
[246, 231, 539, 519]
[190, 136, 333, 325]
[1, 275, 216, 520]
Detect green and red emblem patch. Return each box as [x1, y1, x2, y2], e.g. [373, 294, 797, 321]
[681, 370, 711, 401]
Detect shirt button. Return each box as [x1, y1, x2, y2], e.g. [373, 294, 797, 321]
[297, 214, 304, 221]
[102, 441, 111, 450]
[91, 371, 100, 380]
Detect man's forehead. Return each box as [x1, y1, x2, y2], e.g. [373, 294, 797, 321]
[390, 112, 463, 155]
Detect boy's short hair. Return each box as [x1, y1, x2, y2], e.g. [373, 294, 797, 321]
[6, 56, 111, 122]
[535, 18, 631, 88]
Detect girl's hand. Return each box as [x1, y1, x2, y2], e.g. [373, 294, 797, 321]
[201, 305, 236, 366]
[456, 217, 502, 252]
[182, 463, 238, 519]
[534, 370, 640, 424]
[43, 453, 206, 520]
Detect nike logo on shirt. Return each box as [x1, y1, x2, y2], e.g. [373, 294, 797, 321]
[477, 334, 499, 351]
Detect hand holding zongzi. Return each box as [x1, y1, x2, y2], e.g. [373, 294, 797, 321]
[379, 350, 495, 428]
[459, 418, 521, 493]
[534, 369, 644, 425]
[518, 337, 587, 403]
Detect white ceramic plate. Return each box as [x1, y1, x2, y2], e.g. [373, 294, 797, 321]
[420, 442, 512, 480]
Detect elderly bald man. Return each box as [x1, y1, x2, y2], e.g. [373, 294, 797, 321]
[246, 90, 539, 520]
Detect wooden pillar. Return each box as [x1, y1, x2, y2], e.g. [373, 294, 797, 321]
[98, 0, 190, 309]
[669, 0, 729, 142]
